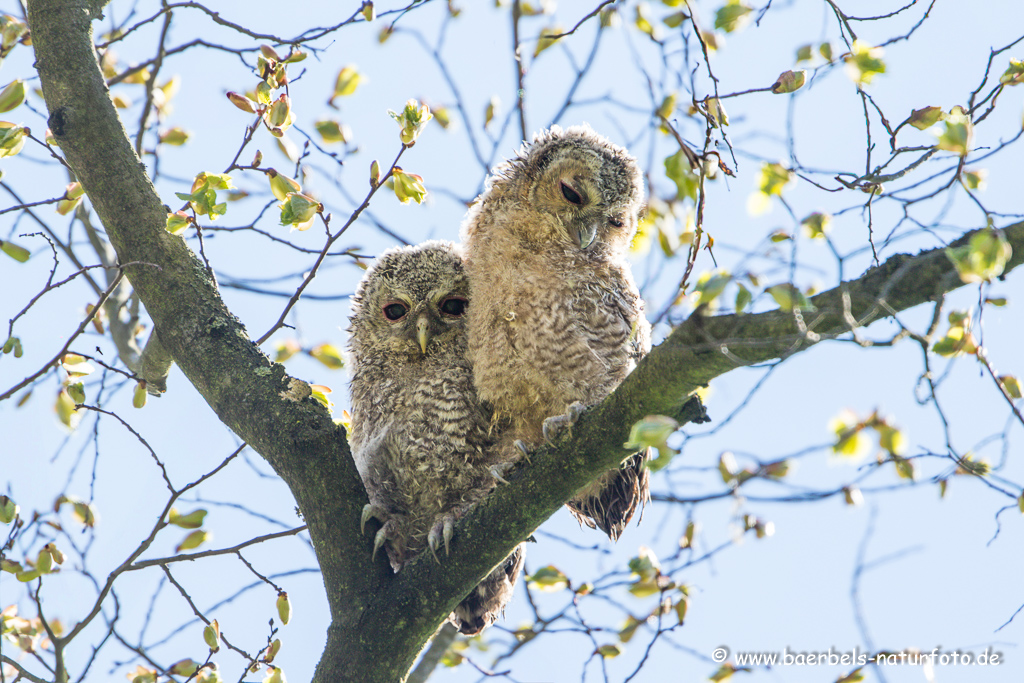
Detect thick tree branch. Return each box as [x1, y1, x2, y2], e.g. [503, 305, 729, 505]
[24, 3, 1024, 681]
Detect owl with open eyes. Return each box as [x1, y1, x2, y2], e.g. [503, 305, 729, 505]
[346, 240, 524, 635]
[461, 124, 652, 541]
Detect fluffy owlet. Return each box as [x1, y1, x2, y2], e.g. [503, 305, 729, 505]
[462, 125, 652, 541]
[346, 240, 525, 635]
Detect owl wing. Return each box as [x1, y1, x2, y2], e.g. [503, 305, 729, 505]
[451, 542, 526, 635]
[567, 276, 652, 541]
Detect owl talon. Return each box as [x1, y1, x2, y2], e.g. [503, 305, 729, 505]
[542, 401, 587, 445]
[443, 518, 454, 553]
[490, 462, 513, 484]
[372, 527, 389, 561]
[361, 503, 387, 534]
[427, 515, 457, 563]
[513, 439, 532, 462]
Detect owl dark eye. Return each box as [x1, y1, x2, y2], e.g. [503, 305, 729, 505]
[609, 217, 624, 228]
[382, 302, 408, 321]
[440, 297, 468, 317]
[560, 181, 583, 206]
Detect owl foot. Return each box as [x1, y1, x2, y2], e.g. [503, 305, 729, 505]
[542, 401, 586, 444]
[361, 503, 388, 534]
[490, 462, 514, 485]
[427, 515, 455, 562]
[361, 504, 399, 562]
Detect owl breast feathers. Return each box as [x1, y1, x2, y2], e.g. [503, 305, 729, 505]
[462, 124, 652, 540]
[346, 240, 524, 634]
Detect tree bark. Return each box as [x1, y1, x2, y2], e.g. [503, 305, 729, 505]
[24, 2, 1024, 680]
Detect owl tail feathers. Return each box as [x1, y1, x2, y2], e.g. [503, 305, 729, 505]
[450, 543, 527, 636]
[568, 450, 652, 542]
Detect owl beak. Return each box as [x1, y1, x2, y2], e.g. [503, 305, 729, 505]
[574, 221, 598, 250]
[416, 315, 430, 355]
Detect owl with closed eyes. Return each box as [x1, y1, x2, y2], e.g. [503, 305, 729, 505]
[461, 124, 652, 541]
[346, 240, 524, 635]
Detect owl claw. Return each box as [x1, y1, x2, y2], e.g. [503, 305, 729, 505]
[542, 401, 587, 445]
[427, 516, 456, 563]
[372, 527, 389, 562]
[361, 503, 387, 534]
[490, 462, 514, 485]
[514, 439, 532, 462]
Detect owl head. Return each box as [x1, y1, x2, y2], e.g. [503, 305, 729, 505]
[465, 124, 645, 255]
[348, 240, 470, 362]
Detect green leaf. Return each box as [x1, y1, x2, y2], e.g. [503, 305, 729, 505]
[795, 44, 813, 63]
[623, 415, 679, 470]
[801, 212, 831, 239]
[176, 529, 210, 552]
[663, 11, 688, 28]
[391, 168, 428, 204]
[159, 127, 190, 146]
[935, 106, 973, 156]
[534, 25, 564, 58]
[596, 644, 623, 659]
[276, 591, 292, 625]
[0, 122, 27, 157]
[329, 65, 363, 105]
[714, 0, 752, 33]
[314, 119, 352, 144]
[908, 106, 945, 130]
[757, 162, 793, 196]
[893, 455, 915, 480]
[177, 172, 235, 220]
[618, 615, 642, 643]
[0, 495, 18, 524]
[387, 99, 432, 145]
[0, 79, 26, 113]
[734, 283, 752, 313]
[998, 375, 1022, 399]
[693, 271, 732, 308]
[309, 343, 345, 369]
[945, 229, 1011, 283]
[844, 40, 886, 85]
[770, 69, 806, 94]
[203, 619, 221, 652]
[634, 3, 660, 41]
[664, 149, 698, 202]
[168, 508, 208, 529]
[998, 58, 1024, 86]
[1, 239, 30, 262]
[527, 564, 569, 592]
[962, 168, 987, 191]
[279, 192, 321, 231]
[767, 283, 814, 311]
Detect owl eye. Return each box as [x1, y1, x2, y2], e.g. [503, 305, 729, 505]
[560, 181, 584, 206]
[609, 217, 624, 228]
[382, 302, 408, 321]
[440, 297, 468, 317]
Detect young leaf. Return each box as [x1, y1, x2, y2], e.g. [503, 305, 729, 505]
[844, 40, 886, 85]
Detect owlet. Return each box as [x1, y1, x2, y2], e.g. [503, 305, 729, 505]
[462, 125, 652, 541]
[346, 240, 524, 635]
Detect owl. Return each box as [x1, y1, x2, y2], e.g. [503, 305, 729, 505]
[461, 124, 652, 541]
[346, 240, 525, 635]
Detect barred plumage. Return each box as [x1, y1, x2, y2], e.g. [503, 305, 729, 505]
[462, 124, 652, 541]
[346, 240, 524, 634]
